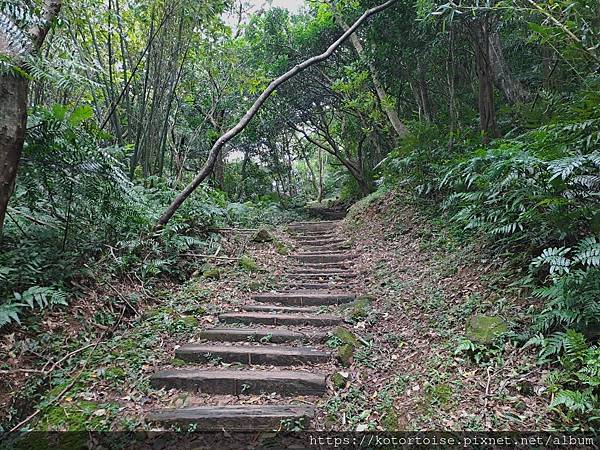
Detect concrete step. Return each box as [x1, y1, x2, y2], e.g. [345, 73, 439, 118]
[176, 343, 330, 365]
[293, 253, 356, 263]
[286, 272, 358, 280]
[295, 238, 344, 245]
[289, 230, 338, 237]
[302, 243, 349, 250]
[252, 293, 354, 306]
[293, 262, 355, 270]
[295, 237, 344, 244]
[199, 327, 325, 343]
[147, 404, 315, 431]
[288, 221, 340, 231]
[219, 312, 343, 326]
[296, 250, 355, 255]
[278, 283, 350, 291]
[287, 269, 352, 275]
[243, 305, 318, 313]
[150, 369, 327, 396]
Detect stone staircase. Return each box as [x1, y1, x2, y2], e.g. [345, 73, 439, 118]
[146, 220, 357, 430]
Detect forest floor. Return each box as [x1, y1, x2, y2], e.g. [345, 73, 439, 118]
[0, 192, 555, 432]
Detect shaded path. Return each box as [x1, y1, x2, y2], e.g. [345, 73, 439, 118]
[146, 220, 357, 430]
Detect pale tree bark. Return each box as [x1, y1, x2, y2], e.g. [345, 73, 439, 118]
[332, 9, 409, 140]
[290, 122, 373, 196]
[0, 0, 63, 236]
[156, 0, 398, 227]
[417, 61, 433, 121]
[317, 148, 325, 202]
[293, 133, 320, 200]
[489, 31, 531, 104]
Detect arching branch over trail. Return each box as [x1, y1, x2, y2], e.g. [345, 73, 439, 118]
[156, 0, 398, 227]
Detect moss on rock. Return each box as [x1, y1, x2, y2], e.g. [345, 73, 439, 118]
[275, 241, 290, 255]
[247, 281, 263, 291]
[252, 228, 273, 243]
[331, 372, 347, 389]
[350, 295, 374, 320]
[332, 326, 359, 347]
[171, 358, 187, 367]
[337, 344, 354, 367]
[466, 315, 508, 344]
[202, 265, 221, 280]
[180, 316, 199, 327]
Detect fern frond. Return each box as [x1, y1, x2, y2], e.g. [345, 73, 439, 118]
[532, 247, 572, 275]
[573, 236, 600, 267]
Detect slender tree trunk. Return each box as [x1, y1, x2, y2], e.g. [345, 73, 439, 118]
[295, 125, 373, 197]
[447, 27, 458, 151]
[489, 32, 530, 104]
[235, 151, 250, 201]
[317, 148, 324, 202]
[472, 18, 499, 143]
[409, 80, 423, 120]
[213, 150, 226, 190]
[0, 75, 28, 235]
[300, 146, 319, 200]
[333, 12, 409, 140]
[417, 62, 433, 122]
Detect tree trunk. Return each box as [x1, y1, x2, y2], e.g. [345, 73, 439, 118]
[0, 75, 29, 236]
[299, 146, 319, 200]
[235, 151, 250, 201]
[417, 62, 433, 122]
[472, 19, 499, 143]
[0, 0, 62, 237]
[317, 148, 324, 202]
[213, 150, 225, 190]
[489, 32, 530, 104]
[333, 12, 409, 140]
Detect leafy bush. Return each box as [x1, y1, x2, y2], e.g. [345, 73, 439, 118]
[532, 330, 600, 428]
[0, 105, 230, 328]
[383, 81, 600, 339]
[532, 237, 600, 334]
[381, 80, 600, 430]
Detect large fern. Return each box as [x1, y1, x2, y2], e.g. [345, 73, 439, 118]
[538, 330, 600, 426]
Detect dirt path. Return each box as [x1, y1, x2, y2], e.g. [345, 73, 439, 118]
[336, 191, 552, 430]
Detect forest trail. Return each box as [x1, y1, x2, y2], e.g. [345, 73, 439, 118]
[146, 220, 356, 430]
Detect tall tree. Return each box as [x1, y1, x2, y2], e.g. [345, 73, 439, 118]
[489, 31, 530, 104]
[0, 0, 62, 236]
[331, 3, 409, 140]
[157, 0, 398, 226]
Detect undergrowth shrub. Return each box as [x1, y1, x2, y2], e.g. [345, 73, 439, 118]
[382, 79, 600, 429]
[0, 105, 248, 327]
[383, 81, 600, 333]
[528, 330, 600, 428]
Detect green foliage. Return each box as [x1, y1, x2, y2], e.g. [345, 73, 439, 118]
[238, 255, 260, 272]
[454, 338, 504, 365]
[533, 268, 600, 334]
[383, 82, 600, 343]
[536, 330, 600, 428]
[0, 105, 246, 329]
